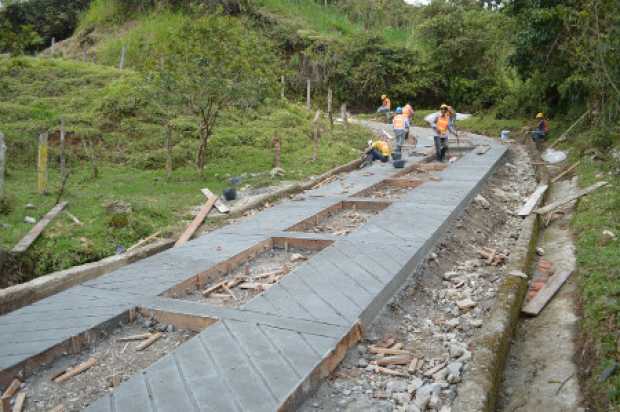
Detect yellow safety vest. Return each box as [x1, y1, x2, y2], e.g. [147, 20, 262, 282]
[372, 141, 391, 156]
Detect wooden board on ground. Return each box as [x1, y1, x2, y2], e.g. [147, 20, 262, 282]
[535, 181, 607, 215]
[517, 185, 548, 217]
[175, 195, 218, 247]
[201, 188, 230, 214]
[551, 161, 581, 184]
[522, 270, 574, 316]
[11, 201, 68, 253]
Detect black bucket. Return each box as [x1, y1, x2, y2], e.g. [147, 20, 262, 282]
[223, 188, 237, 201]
[393, 159, 406, 168]
[392, 152, 402, 161]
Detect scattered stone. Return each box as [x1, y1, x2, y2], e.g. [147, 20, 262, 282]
[270, 167, 285, 178]
[442, 271, 460, 281]
[430, 252, 438, 261]
[25, 203, 35, 209]
[474, 194, 490, 209]
[445, 318, 460, 330]
[469, 319, 483, 328]
[446, 362, 463, 384]
[385, 380, 408, 395]
[598, 362, 618, 383]
[408, 377, 424, 394]
[456, 298, 477, 310]
[405, 404, 421, 412]
[290, 253, 308, 262]
[536, 247, 545, 256]
[357, 358, 369, 368]
[449, 344, 464, 359]
[345, 399, 393, 412]
[24, 216, 36, 224]
[599, 230, 617, 246]
[342, 389, 352, 396]
[415, 383, 441, 410]
[166, 324, 176, 333]
[439, 406, 452, 412]
[357, 344, 367, 355]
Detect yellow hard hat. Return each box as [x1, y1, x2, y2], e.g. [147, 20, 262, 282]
[381, 95, 387, 100]
[440, 104, 449, 110]
[536, 112, 544, 118]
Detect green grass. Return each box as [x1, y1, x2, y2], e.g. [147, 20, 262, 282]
[0, 55, 372, 280]
[570, 151, 620, 411]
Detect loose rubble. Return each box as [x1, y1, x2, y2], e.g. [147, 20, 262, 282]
[301, 145, 535, 411]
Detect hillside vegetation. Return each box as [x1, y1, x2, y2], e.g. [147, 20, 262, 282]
[0, 0, 619, 408]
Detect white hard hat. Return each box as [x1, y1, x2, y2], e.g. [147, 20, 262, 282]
[368, 140, 373, 146]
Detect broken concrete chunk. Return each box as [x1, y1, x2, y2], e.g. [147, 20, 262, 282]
[456, 298, 477, 310]
[442, 271, 460, 281]
[24, 216, 36, 224]
[474, 194, 490, 209]
[599, 229, 617, 246]
[289, 253, 308, 262]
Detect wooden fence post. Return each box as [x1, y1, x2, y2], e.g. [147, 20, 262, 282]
[0, 132, 6, 197]
[280, 75, 285, 99]
[306, 79, 311, 110]
[327, 87, 333, 129]
[119, 45, 127, 70]
[341, 103, 348, 127]
[37, 132, 49, 194]
[311, 110, 321, 161]
[272, 135, 281, 169]
[51, 37, 55, 53]
[165, 124, 173, 178]
[59, 118, 66, 179]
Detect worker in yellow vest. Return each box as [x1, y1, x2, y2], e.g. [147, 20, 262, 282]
[431, 104, 456, 161]
[362, 136, 392, 167]
[392, 107, 409, 156]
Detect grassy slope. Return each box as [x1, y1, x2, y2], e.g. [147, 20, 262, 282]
[0, 56, 370, 279]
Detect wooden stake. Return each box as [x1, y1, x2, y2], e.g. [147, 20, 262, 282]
[65, 211, 82, 225]
[311, 110, 321, 161]
[119, 45, 127, 70]
[341, 103, 348, 127]
[549, 111, 589, 149]
[53, 357, 96, 383]
[272, 135, 281, 169]
[522, 270, 574, 316]
[280, 75, 285, 99]
[375, 366, 408, 377]
[59, 118, 66, 179]
[535, 181, 607, 215]
[327, 87, 333, 128]
[368, 346, 411, 356]
[37, 132, 49, 194]
[11, 201, 68, 253]
[0, 131, 6, 197]
[551, 161, 581, 183]
[165, 124, 172, 178]
[200, 188, 230, 214]
[1, 378, 21, 411]
[135, 332, 162, 351]
[126, 231, 161, 253]
[376, 355, 412, 366]
[174, 195, 218, 247]
[517, 185, 548, 217]
[306, 79, 311, 110]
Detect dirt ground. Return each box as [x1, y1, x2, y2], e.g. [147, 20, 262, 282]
[178, 247, 317, 307]
[16, 315, 196, 411]
[497, 177, 582, 412]
[357, 185, 413, 201]
[298, 208, 380, 236]
[300, 144, 536, 412]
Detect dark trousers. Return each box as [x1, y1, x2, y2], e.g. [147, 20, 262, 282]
[369, 149, 389, 162]
[434, 135, 448, 161]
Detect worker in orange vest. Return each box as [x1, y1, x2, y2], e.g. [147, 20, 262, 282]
[377, 95, 391, 113]
[430, 104, 456, 161]
[402, 102, 416, 146]
[392, 107, 409, 156]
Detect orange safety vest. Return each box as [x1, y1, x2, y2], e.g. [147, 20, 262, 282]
[393, 114, 407, 130]
[436, 114, 450, 134]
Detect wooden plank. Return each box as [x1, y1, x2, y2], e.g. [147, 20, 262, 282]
[535, 181, 607, 215]
[53, 357, 96, 383]
[135, 332, 162, 351]
[375, 366, 408, 377]
[517, 185, 548, 217]
[376, 355, 412, 366]
[551, 161, 581, 184]
[368, 346, 411, 356]
[201, 188, 230, 214]
[1, 378, 20, 412]
[116, 333, 151, 342]
[522, 270, 573, 316]
[174, 195, 218, 247]
[202, 279, 228, 296]
[11, 201, 68, 253]
[126, 231, 161, 253]
[12, 392, 26, 412]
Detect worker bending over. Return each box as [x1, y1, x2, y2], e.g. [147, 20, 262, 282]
[392, 107, 409, 156]
[364, 136, 392, 164]
[532, 112, 549, 150]
[377, 94, 391, 113]
[430, 104, 457, 162]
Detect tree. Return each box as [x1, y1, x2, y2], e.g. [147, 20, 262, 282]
[169, 14, 278, 173]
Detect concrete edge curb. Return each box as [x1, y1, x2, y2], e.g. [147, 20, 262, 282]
[0, 158, 364, 316]
[454, 149, 544, 411]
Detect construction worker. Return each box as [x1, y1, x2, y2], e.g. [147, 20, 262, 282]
[363, 136, 391, 165]
[430, 104, 456, 161]
[377, 95, 391, 113]
[392, 107, 409, 156]
[402, 102, 416, 146]
[532, 112, 549, 150]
